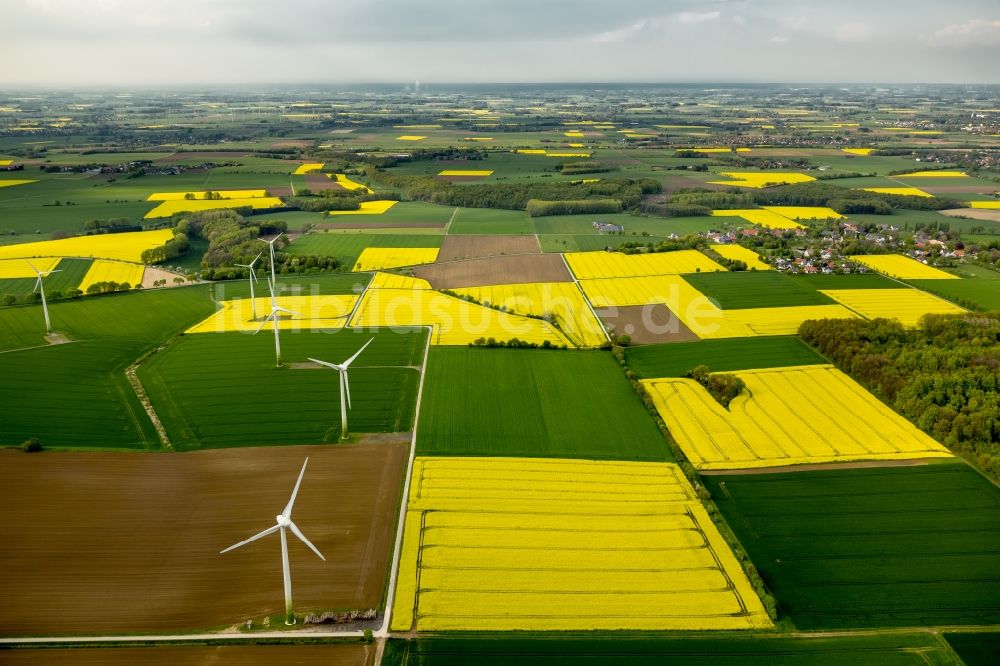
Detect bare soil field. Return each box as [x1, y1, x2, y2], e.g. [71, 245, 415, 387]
[595, 304, 699, 344]
[141, 266, 188, 289]
[436, 235, 540, 262]
[940, 208, 1000, 222]
[413, 254, 571, 289]
[0, 443, 406, 636]
[0, 644, 374, 665]
[306, 173, 346, 192]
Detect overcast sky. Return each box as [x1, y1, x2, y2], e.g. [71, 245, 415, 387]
[4, 0, 1000, 86]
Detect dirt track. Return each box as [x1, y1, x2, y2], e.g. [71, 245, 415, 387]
[436, 235, 540, 262]
[0, 444, 405, 636]
[413, 254, 571, 289]
[0, 644, 374, 665]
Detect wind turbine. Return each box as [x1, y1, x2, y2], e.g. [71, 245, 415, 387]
[220, 457, 325, 625]
[308, 338, 374, 440]
[253, 276, 298, 367]
[27, 260, 61, 334]
[259, 232, 284, 290]
[234, 252, 262, 320]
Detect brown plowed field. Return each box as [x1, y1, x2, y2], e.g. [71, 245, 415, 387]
[595, 303, 699, 344]
[0, 644, 374, 665]
[0, 443, 406, 636]
[413, 254, 571, 289]
[436, 235, 540, 262]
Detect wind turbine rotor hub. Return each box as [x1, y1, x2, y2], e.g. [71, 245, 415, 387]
[277, 514, 290, 527]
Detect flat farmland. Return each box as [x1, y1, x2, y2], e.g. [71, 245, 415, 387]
[413, 253, 571, 288]
[625, 337, 827, 379]
[390, 457, 769, 631]
[705, 462, 1000, 629]
[0, 443, 406, 635]
[683, 271, 835, 309]
[286, 232, 442, 267]
[448, 207, 533, 235]
[909, 264, 1000, 310]
[1, 644, 375, 666]
[644, 365, 950, 470]
[0, 339, 155, 448]
[212, 272, 370, 300]
[416, 347, 670, 460]
[385, 633, 957, 665]
[139, 329, 425, 449]
[943, 632, 1000, 666]
[436, 234, 540, 261]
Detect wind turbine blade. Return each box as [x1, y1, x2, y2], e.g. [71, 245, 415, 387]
[307, 357, 343, 370]
[274, 307, 300, 317]
[252, 313, 275, 335]
[288, 520, 326, 561]
[252, 251, 263, 265]
[344, 369, 352, 410]
[341, 338, 375, 368]
[33, 277, 41, 293]
[220, 524, 280, 554]
[273, 232, 284, 243]
[45, 270, 62, 275]
[282, 458, 309, 518]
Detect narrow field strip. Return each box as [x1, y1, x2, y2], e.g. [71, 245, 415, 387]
[642, 365, 952, 470]
[390, 456, 772, 632]
[564, 249, 726, 279]
[186, 295, 357, 333]
[849, 254, 959, 280]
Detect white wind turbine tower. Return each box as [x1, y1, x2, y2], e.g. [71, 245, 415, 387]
[259, 232, 284, 289]
[308, 338, 374, 440]
[27, 260, 61, 334]
[253, 276, 298, 367]
[234, 252, 263, 320]
[220, 457, 325, 625]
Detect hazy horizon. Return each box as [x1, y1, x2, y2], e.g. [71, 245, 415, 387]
[5, 0, 1000, 87]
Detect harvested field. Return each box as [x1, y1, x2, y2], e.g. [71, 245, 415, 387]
[436, 235, 540, 262]
[0, 443, 406, 635]
[940, 208, 1000, 222]
[595, 303, 698, 344]
[0, 645, 374, 666]
[413, 254, 571, 289]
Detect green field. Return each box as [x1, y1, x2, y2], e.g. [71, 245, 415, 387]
[0, 339, 155, 448]
[943, 632, 1000, 666]
[449, 207, 533, 235]
[683, 271, 836, 309]
[286, 232, 442, 266]
[624, 337, 827, 378]
[416, 347, 671, 460]
[0, 285, 214, 351]
[539, 233, 674, 253]
[0, 258, 94, 300]
[384, 634, 960, 665]
[212, 272, 369, 300]
[789, 273, 907, 290]
[139, 329, 425, 449]
[705, 462, 1000, 629]
[909, 265, 1000, 310]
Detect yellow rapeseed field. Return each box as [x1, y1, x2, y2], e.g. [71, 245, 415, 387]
[451, 282, 607, 347]
[78, 260, 145, 291]
[546, 152, 592, 158]
[578, 275, 857, 338]
[563, 131, 585, 137]
[292, 163, 324, 175]
[368, 271, 432, 290]
[820, 288, 967, 327]
[642, 365, 952, 471]
[144, 197, 284, 219]
[970, 201, 1000, 209]
[709, 244, 771, 270]
[710, 209, 805, 230]
[0, 257, 61, 279]
[515, 149, 547, 155]
[186, 295, 358, 333]
[349, 277, 569, 346]
[0, 229, 174, 263]
[396, 135, 427, 141]
[567, 143, 586, 148]
[352, 247, 440, 271]
[0, 179, 36, 188]
[762, 206, 845, 221]
[861, 186, 932, 198]
[896, 170, 968, 178]
[326, 200, 398, 216]
[0, 159, 12, 166]
[842, 148, 874, 155]
[390, 457, 772, 632]
[849, 254, 958, 280]
[331, 174, 372, 193]
[708, 172, 816, 188]
[564, 249, 726, 279]
[437, 170, 494, 177]
[147, 190, 268, 200]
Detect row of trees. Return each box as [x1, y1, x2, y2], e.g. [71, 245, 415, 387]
[799, 313, 1000, 480]
[526, 198, 622, 217]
